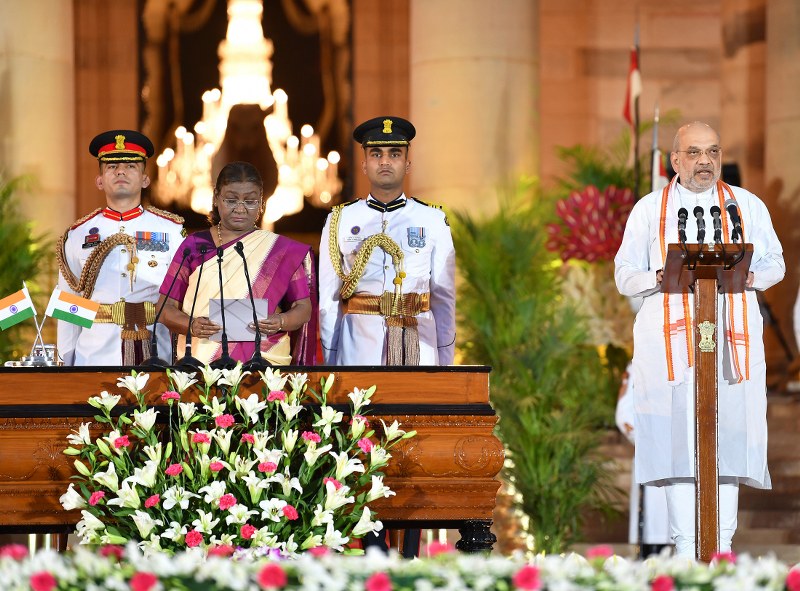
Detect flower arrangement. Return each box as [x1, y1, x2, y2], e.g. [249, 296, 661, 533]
[2, 543, 797, 591]
[59, 364, 414, 556]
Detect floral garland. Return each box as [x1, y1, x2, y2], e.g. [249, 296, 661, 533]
[2, 543, 799, 591]
[59, 364, 414, 556]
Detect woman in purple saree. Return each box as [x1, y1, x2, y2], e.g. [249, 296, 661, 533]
[157, 162, 317, 365]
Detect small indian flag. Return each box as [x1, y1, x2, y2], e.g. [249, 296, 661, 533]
[45, 287, 100, 329]
[0, 287, 36, 330]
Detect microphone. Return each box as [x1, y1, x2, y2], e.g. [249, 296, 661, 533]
[141, 247, 191, 368]
[725, 198, 743, 243]
[693, 206, 706, 244]
[710, 205, 722, 244]
[234, 241, 270, 371]
[210, 246, 236, 369]
[175, 244, 208, 370]
[677, 207, 688, 245]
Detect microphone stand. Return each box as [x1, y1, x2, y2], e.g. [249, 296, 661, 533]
[210, 246, 237, 370]
[234, 241, 270, 372]
[175, 244, 207, 370]
[141, 247, 191, 368]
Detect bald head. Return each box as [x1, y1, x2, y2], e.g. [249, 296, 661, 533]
[670, 122, 722, 192]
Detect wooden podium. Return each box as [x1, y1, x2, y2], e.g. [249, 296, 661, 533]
[662, 242, 752, 561]
[0, 365, 503, 551]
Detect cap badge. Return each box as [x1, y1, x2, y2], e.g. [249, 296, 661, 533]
[114, 135, 126, 150]
[382, 119, 393, 134]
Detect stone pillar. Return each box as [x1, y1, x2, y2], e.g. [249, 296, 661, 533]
[409, 0, 538, 214]
[0, 0, 76, 237]
[764, 0, 800, 358]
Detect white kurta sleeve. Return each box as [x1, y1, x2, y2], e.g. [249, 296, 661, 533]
[429, 210, 456, 365]
[318, 213, 343, 364]
[745, 194, 785, 291]
[614, 197, 661, 298]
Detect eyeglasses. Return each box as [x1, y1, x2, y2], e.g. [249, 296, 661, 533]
[675, 147, 722, 160]
[220, 198, 261, 210]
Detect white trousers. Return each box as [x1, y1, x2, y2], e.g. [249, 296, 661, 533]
[664, 479, 739, 558]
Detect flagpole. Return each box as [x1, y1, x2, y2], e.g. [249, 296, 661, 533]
[632, 24, 641, 198]
[22, 281, 46, 356]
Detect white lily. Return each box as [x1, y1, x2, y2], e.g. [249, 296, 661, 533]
[133, 408, 159, 432]
[179, 402, 198, 422]
[212, 427, 234, 456]
[101, 429, 124, 455]
[270, 471, 303, 496]
[225, 504, 258, 525]
[380, 419, 406, 442]
[366, 474, 396, 502]
[92, 462, 119, 492]
[287, 372, 308, 395]
[254, 448, 284, 466]
[191, 509, 220, 533]
[131, 510, 163, 539]
[209, 533, 236, 548]
[107, 481, 141, 509]
[259, 497, 288, 522]
[370, 445, 391, 469]
[322, 522, 349, 552]
[77, 510, 105, 532]
[87, 390, 121, 412]
[303, 443, 333, 466]
[160, 521, 188, 542]
[199, 364, 224, 388]
[205, 395, 227, 417]
[66, 422, 92, 446]
[350, 415, 368, 439]
[252, 528, 279, 548]
[142, 442, 162, 464]
[352, 507, 383, 536]
[279, 401, 304, 421]
[198, 480, 227, 504]
[282, 429, 299, 452]
[230, 455, 257, 483]
[259, 367, 288, 391]
[242, 472, 271, 505]
[313, 405, 344, 438]
[282, 534, 299, 556]
[235, 393, 266, 425]
[127, 460, 159, 489]
[162, 486, 199, 510]
[323, 480, 354, 511]
[347, 386, 375, 413]
[311, 504, 333, 527]
[330, 450, 365, 480]
[168, 369, 198, 393]
[116, 372, 150, 396]
[251, 430, 274, 451]
[139, 533, 163, 554]
[301, 533, 323, 550]
[218, 363, 250, 390]
[59, 483, 87, 510]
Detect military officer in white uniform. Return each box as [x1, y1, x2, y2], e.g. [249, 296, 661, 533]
[319, 116, 456, 367]
[56, 130, 184, 366]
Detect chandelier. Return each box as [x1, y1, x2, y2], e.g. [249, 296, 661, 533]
[154, 0, 341, 226]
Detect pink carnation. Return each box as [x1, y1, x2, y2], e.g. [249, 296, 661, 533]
[99, 545, 124, 560]
[426, 541, 454, 557]
[711, 550, 736, 564]
[241, 433, 256, 444]
[207, 545, 235, 557]
[281, 504, 299, 520]
[365, 572, 392, 591]
[165, 463, 183, 476]
[219, 493, 237, 511]
[357, 437, 374, 453]
[651, 575, 675, 591]
[257, 563, 288, 589]
[113, 435, 130, 449]
[302, 431, 321, 443]
[258, 462, 278, 473]
[30, 572, 57, 591]
[185, 529, 203, 548]
[130, 572, 159, 591]
[787, 569, 800, 591]
[351, 414, 367, 424]
[586, 544, 614, 560]
[308, 545, 329, 557]
[240, 524, 257, 540]
[144, 494, 160, 508]
[88, 491, 106, 506]
[0, 544, 28, 560]
[210, 461, 224, 472]
[192, 432, 210, 444]
[267, 390, 286, 402]
[215, 414, 235, 428]
[161, 391, 180, 402]
[323, 477, 342, 490]
[512, 565, 541, 590]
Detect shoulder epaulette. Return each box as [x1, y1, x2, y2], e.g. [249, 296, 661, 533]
[411, 196, 443, 210]
[146, 206, 185, 225]
[68, 208, 103, 231]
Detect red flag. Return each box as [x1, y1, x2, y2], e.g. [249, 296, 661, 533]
[623, 47, 641, 127]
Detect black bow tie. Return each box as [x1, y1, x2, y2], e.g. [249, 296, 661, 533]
[367, 196, 406, 213]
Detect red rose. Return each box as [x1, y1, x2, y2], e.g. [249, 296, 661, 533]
[301, 431, 321, 443]
[185, 529, 204, 548]
[426, 541, 454, 557]
[364, 572, 392, 591]
[29, 572, 57, 591]
[511, 565, 541, 590]
[257, 563, 288, 589]
[130, 572, 159, 591]
[323, 477, 342, 490]
[308, 545, 329, 557]
[711, 551, 736, 564]
[586, 544, 614, 560]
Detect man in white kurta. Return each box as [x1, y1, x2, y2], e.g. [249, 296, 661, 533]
[319, 116, 456, 367]
[614, 122, 784, 557]
[57, 130, 184, 366]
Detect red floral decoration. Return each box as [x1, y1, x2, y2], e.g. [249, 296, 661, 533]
[546, 185, 634, 262]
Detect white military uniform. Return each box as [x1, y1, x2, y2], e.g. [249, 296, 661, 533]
[57, 205, 184, 366]
[319, 194, 456, 365]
